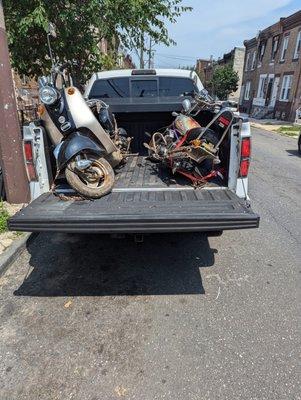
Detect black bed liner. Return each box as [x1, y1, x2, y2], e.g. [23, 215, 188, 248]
[9, 156, 259, 233]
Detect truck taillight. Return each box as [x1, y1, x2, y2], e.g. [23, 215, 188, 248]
[240, 137, 251, 177]
[240, 159, 250, 177]
[241, 137, 251, 158]
[23, 141, 38, 181]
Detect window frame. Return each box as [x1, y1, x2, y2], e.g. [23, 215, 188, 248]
[270, 35, 279, 62]
[279, 74, 293, 102]
[245, 52, 250, 71]
[293, 30, 301, 60]
[244, 81, 251, 100]
[258, 41, 266, 63]
[251, 51, 257, 70]
[257, 74, 267, 99]
[280, 34, 290, 62]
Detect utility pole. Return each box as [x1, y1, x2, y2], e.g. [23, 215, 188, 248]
[148, 37, 154, 69]
[139, 32, 144, 69]
[0, 0, 28, 203]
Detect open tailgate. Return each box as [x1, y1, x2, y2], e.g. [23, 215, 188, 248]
[9, 188, 259, 233]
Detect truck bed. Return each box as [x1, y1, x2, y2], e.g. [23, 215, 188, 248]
[9, 156, 259, 233]
[114, 156, 212, 189]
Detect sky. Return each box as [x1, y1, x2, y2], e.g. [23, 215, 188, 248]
[134, 0, 301, 68]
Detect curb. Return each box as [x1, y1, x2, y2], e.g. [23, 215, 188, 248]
[0, 233, 36, 278]
[250, 124, 299, 138]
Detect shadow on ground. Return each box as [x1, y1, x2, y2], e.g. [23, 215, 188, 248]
[14, 232, 217, 297]
[286, 149, 300, 157]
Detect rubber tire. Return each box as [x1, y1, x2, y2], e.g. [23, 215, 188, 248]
[65, 156, 114, 199]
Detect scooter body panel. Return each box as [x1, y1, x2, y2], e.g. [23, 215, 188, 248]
[64, 87, 117, 154]
[56, 132, 105, 170]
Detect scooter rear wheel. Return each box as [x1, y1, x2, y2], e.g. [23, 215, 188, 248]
[65, 154, 114, 199]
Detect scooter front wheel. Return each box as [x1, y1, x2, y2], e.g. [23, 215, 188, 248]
[65, 154, 114, 199]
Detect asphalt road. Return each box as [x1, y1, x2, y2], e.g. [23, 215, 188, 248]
[0, 128, 300, 400]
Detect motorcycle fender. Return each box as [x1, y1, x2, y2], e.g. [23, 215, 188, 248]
[56, 132, 105, 170]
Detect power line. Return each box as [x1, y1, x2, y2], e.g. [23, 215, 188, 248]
[156, 53, 196, 61]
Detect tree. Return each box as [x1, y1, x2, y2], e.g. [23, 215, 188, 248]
[3, 0, 191, 83]
[209, 65, 239, 100]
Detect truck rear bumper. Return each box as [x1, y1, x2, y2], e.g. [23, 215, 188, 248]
[9, 189, 259, 233]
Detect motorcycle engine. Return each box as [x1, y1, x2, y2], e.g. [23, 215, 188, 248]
[116, 127, 130, 152]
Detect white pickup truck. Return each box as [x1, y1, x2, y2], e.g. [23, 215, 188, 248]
[9, 69, 259, 234]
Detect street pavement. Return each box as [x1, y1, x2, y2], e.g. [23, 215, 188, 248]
[0, 128, 300, 400]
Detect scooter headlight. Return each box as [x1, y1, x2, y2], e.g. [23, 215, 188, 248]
[39, 85, 58, 105]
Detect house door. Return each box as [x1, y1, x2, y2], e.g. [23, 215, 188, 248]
[269, 77, 280, 107]
[266, 76, 274, 105]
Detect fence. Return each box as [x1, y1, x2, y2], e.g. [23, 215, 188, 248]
[18, 105, 38, 126]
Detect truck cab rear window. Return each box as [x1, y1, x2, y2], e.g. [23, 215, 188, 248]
[131, 80, 158, 97]
[89, 76, 198, 99]
[159, 77, 197, 97]
[89, 77, 129, 98]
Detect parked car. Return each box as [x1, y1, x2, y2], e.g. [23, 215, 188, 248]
[9, 69, 259, 235]
[221, 100, 238, 112]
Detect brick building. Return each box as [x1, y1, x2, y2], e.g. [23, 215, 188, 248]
[196, 47, 245, 102]
[100, 38, 135, 69]
[240, 10, 301, 121]
[196, 58, 212, 85]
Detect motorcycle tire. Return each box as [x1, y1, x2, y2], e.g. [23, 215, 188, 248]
[65, 155, 114, 199]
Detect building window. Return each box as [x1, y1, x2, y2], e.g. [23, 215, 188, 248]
[271, 36, 279, 61]
[258, 41, 266, 65]
[280, 34, 289, 61]
[239, 84, 245, 105]
[257, 74, 267, 99]
[293, 30, 301, 60]
[251, 51, 256, 70]
[244, 81, 251, 100]
[245, 52, 250, 71]
[279, 74, 293, 101]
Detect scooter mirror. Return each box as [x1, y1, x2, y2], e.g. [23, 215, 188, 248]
[182, 99, 191, 112]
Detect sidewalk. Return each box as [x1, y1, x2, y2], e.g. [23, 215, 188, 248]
[248, 118, 300, 138]
[0, 202, 24, 255]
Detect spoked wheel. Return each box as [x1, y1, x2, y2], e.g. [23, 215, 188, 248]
[65, 154, 114, 199]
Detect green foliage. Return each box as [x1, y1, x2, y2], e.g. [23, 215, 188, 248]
[3, 0, 191, 83]
[0, 202, 9, 233]
[209, 65, 239, 100]
[277, 126, 300, 137]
